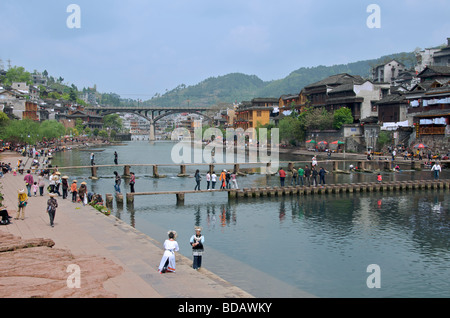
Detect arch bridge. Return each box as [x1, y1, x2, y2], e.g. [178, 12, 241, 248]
[85, 106, 213, 140]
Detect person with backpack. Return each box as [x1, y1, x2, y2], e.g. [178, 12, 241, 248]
[291, 167, 298, 186]
[47, 193, 58, 227]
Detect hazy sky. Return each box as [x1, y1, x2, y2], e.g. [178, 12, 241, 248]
[1, 0, 449, 100]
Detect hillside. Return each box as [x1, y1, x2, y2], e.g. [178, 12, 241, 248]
[143, 51, 416, 107]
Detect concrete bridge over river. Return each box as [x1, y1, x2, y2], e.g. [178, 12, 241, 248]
[84, 106, 212, 141]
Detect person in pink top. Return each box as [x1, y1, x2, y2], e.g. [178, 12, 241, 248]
[23, 170, 34, 196]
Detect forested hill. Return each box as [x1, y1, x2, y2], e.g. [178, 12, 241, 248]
[143, 51, 416, 108]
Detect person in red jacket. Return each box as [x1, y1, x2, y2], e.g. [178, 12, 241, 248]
[279, 168, 286, 187]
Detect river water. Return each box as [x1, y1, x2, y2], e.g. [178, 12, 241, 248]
[52, 141, 450, 298]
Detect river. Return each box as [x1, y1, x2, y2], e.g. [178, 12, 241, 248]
[51, 141, 450, 298]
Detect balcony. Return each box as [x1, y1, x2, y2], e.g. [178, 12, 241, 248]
[419, 126, 445, 135]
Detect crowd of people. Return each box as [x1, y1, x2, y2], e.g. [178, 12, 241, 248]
[0, 155, 105, 227]
[278, 164, 328, 188]
[193, 169, 239, 191]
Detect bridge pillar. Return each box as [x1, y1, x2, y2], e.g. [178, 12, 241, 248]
[333, 161, 339, 171]
[149, 121, 155, 141]
[105, 194, 113, 207]
[178, 164, 189, 177]
[176, 193, 185, 205]
[153, 165, 159, 178]
[123, 165, 131, 177]
[91, 166, 97, 178]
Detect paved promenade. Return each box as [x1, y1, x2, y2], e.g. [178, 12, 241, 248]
[0, 152, 253, 298]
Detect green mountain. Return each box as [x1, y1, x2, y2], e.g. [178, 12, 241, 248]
[143, 51, 416, 108]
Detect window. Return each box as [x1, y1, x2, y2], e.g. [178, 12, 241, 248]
[257, 111, 262, 117]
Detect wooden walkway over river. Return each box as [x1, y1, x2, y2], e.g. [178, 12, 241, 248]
[108, 179, 450, 205]
[55, 159, 446, 178]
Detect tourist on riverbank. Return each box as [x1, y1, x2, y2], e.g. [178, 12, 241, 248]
[298, 166, 304, 186]
[16, 189, 28, 220]
[78, 182, 87, 206]
[431, 162, 442, 180]
[377, 173, 382, 183]
[38, 172, 45, 196]
[304, 165, 311, 186]
[226, 170, 231, 189]
[279, 168, 286, 187]
[0, 204, 12, 225]
[194, 169, 201, 191]
[158, 230, 179, 273]
[61, 176, 69, 199]
[211, 171, 217, 189]
[312, 156, 317, 167]
[129, 172, 135, 193]
[24, 170, 34, 196]
[190, 226, 204, 270]
[311, 166, 318, 187]
[32, 182, 38, 197]
[319, 167, 327, 186]
[114, 151, 118, 165]
[206, 171, 211, 190]
[54, 172, 61, 196]
[219, 170, 226, 189]
[291, 167, 298, 186]
[113, 171, 121, 193]
[287, 168, 293, 185]
[231, 170, 238, 189]
[70, 180, 78, 203]
[49, 171, 56, 193]
[47, 193, 58, 227]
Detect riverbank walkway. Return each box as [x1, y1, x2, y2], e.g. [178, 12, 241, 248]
[0, 152, 253, 298]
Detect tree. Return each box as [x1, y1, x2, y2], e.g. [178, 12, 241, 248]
[301, 107, 334, 131]
[0, 66, 32, 86]
[75, 118, 84, 133]
[98, 130, 108, 138]
[0, 119, 40, 144]
[0, 112, 10, 127]
[69, 88, 77, 102]
[39, 120, 65, 140]
[278, 117, 303, 145]
[333, 107, 354, 130]
[84, 127, 91, 136]
[103, 114, 123, 131]
[377, 131, 392, 149]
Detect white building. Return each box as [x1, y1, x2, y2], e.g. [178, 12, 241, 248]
[372, 60, 406, 83]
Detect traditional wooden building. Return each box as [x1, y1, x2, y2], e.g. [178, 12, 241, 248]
[22, 101, 39, 121]
[375, 92, 408, 124]
[303, 73, 390, 122]
[404, 66, 450, 137]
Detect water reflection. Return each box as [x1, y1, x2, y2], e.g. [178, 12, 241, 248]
[51, 143, 450, 297]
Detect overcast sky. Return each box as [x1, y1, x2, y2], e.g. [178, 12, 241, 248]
[1, 0, 449, 100]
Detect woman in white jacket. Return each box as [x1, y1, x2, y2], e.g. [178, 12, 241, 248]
[158, 231, 179, 273]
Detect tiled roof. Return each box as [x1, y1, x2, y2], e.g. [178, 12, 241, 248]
[304, 73, 365, 89]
